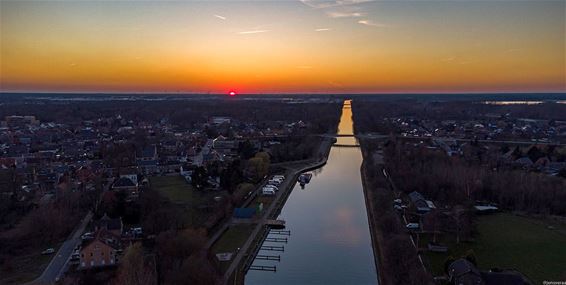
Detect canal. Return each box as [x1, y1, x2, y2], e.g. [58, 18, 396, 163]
[246, 100, 377, 284]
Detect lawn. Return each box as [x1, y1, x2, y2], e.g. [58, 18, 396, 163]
[250, 195, 273, 212]
[0, 243, 61, 284]
[423, 213, 566, 284]
[150, 176, 220, 227]
[210, 225, 255, 273]
[150, 176, 203, 205]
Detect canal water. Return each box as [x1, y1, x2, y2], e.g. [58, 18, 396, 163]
[246, 100, 377, 285]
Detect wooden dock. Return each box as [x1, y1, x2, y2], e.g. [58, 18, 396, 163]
[265, 237, 288, 243]
[249, 265, 276, 272]
[260, 245, 285, 252]
[265, 219, 286, 228]
[256, 255, 281, 261]
[269, 230, 291, 236]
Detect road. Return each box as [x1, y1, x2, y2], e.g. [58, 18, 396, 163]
[27, 211, 93, 285]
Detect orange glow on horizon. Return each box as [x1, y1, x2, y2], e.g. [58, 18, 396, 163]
[0, 1, 564, 93]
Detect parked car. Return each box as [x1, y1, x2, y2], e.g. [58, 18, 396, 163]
[272, 175, 285, 180]
[262, 189, 276, 196]
[132, 227, 143, 235]
[42, 248, 55, 255]
[406, 223, 420, 230]
[264, 185, 279, 191]
[268, 180, 281, 186]
[81, 232, 94, 240]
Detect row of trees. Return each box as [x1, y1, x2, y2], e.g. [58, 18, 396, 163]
[361, 145, 431, 285]
[352, 99, 566, 135]
[0, 98, 342, 133]
[381, 139, 566, 215]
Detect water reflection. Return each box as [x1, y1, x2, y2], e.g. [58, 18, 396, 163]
[246, 101, 377, 285]
[335, 100, 358, 146]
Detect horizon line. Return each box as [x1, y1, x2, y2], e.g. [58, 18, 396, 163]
[1, 91, 565, 96]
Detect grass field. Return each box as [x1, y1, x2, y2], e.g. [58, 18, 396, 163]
[424, 213, 566, 284]
[150, 176, 203, 204]
[150, 176, 219, 227]
[0, 243, 61, 285]
[210, 225, 255, 273]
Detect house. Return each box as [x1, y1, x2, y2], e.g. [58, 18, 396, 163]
[79, 230, 122, 269]
[212, 135, 236, 153]
[94, 214, 124, 236]
[448, 259, 532, 285]
[111, 175, 139, 199]
[137, 146, 158, 174]
[408, 191, 435, 214]
[448, 258, 485, 285]
[514, 157, 533, 169]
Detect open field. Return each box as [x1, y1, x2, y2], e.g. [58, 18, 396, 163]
[210, 225, 255, 273]
[423, 213, 566, 284]
[0, 243, 61, 285]
[150, 176, 220, 227]
[150, 176, 204, 204]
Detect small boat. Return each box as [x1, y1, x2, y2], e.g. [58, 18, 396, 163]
[298, 173, 313, 185]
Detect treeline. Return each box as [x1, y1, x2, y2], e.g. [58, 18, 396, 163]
[0, 99, 342, 133]
[352, 100, 566, 134]
[269, 136, 324, 163]
[381, 139, 566, 215]
[361, 144, 431, 285]
[0, 188, 97, 275]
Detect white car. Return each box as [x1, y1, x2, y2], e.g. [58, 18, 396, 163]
[81, 233, 94, 240]
[42, 248, 55, 255]
[406, 223, 420, 230]
[263, 185, 278, 191]
[268, 180, 282, 186]
[262, 189, 276, 196]
[272, 175, 285, 180]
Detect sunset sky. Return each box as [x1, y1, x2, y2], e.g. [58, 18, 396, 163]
[1, 0, 564, 94]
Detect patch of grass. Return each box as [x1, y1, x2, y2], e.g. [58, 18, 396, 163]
[210, 225, 255, 273]
[150, 176, 221, 228]
[0, 243, 61, 285]
[423, 213, 566, 284]
[150, 176, 201, 205]
[251, 195, 273, 211]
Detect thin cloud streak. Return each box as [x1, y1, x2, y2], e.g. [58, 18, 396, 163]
[213, 14, 227, 20]
[357, 20, 388, 27]
[237, 30, 270, 35]
[327, 11, 365, 18]
[315, 28, 332, 32]
[300, 0, 375, 9]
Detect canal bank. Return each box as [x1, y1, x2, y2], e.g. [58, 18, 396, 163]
[359, 145, 388, 285]
[360, 152, 385, 285]
[221, 137, 334, 284]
